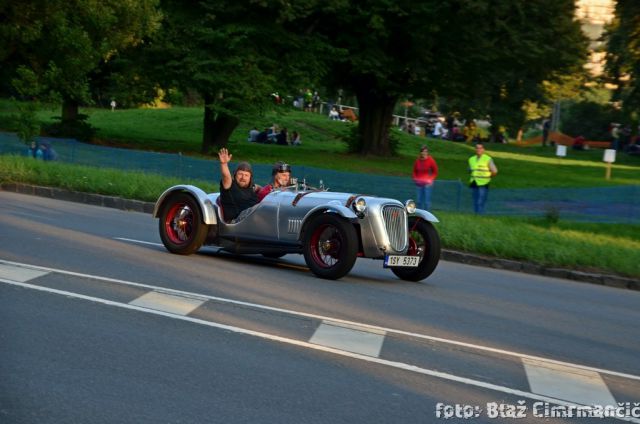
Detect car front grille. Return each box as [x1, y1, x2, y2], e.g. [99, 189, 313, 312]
[382, 205, 408, 252]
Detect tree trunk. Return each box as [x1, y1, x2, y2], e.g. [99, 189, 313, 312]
[354, 87, 398, 156]
[201, 96, 240, 154]
[61, 97, 79, 122]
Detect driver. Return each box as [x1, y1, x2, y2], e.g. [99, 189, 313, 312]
[218, 148, 258, 222]
[257, 161, 292, 202]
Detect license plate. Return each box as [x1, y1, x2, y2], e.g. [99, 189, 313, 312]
[384, 255, 420, 268]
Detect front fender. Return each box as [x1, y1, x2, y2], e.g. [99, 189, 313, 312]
[153, 185, 218, 225]
[302, 200, 358, 223]
[412, 209, 439, 223]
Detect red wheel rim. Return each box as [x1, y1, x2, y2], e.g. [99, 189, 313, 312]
[164, 203, 194, 245]
[309, 224, 342, 268]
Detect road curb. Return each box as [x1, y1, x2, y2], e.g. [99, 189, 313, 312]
[2, 182, 638, 291]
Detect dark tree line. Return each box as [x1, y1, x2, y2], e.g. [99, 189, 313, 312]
[1, 0, 589, 155]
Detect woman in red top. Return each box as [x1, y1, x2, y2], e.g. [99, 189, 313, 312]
[412, 145, 438, 210]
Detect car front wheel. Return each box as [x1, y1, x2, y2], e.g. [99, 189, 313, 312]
[391, 218, 440, 282]
[303, 214, 358, 280]
[159, 192, 208, 255]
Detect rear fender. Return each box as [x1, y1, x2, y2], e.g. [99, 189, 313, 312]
[153, 185, 218, 225]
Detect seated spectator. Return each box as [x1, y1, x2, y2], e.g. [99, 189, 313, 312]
[26, 141, 43, 159]
[291, 131, 301, 146]
[572, 136, 586, 151]
[248, 127, 260, 142]
[256, 128, 269, 143]
[257, 162, 292, 201]
[276, 127, 289, 145]
[341, 108, 358, 122]
[329, 107, 340, 120]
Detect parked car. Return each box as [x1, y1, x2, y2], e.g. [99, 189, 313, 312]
[154, 181, 441, 281]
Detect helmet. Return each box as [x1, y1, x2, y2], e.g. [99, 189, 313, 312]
[272, 161, 292, 176]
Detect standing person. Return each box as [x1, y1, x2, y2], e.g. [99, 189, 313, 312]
[468, 143, 498, 214]
[110, 100, 116, 111]
[412, 145, 438, 210]
[433, 120, 444, 139]
[257, 162, 292, 202]
[217, 148, 258, 222]
[542, 117, 551, 147]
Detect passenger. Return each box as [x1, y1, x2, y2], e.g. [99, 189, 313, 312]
[217, 148, 258, 222]
[257, 161, 292, 202]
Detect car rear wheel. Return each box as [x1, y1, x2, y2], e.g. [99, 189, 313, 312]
[391, 218, 440, 282]
[303, 214, 358, 280]
[159, 192, 208, 255]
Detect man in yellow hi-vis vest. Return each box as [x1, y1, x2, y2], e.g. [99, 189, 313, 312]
[468, 143, 498, 214]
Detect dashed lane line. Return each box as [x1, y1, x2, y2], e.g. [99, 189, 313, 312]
[3, 277, 639, 423]
[1, 258, 639, 384]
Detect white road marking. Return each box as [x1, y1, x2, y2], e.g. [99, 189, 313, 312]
[310, 320, 386, 357]
[2, 277, 639, 424]
[129, 291, 205, 316]
[0, 263, 49, 282]
[524, 358, 617, 406]
[1, 258, 639, 384]
[114, 237, 163, 247]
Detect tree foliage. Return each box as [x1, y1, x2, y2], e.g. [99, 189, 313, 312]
[0, 0, 161, 120]
[291, 0, 587, 154]
[604, 0, 640, 116]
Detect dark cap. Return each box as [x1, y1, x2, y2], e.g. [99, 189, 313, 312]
[235, 161, 252, 174]
[272, 161, 292, 175]
[420, 145, 428, 152]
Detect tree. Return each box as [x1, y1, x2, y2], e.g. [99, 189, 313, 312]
[604, 0, 640, 116]
[293, 0, 587, 155]
[0, 0, 161, 121]
[149, 0, 329, 154]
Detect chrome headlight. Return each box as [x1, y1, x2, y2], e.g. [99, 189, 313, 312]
[405, 199, 416, 214]
[354, 197, 367, 213]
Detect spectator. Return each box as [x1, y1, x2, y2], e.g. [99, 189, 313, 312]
[110, 100, 116, 111]
[248, 127, 260, 142]
[276, 127, 289, 145]
[433, 120, 444, 138]
[256, 128, 269, 143]
[26, 141, 43, 159]
[572, 136, 586, 151]
[257, 162, 292, 202]
[468, 143, 498, 214]
[412, 145, 438, 210]
[217, 148, 258, 222]
[329, 107, 340, 120]
[291, 131, 301, 146]
[611, 123, 621, 150]
[542, 117, 551, 147]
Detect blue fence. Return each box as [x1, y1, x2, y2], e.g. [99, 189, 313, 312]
[1, 132, 638, 223]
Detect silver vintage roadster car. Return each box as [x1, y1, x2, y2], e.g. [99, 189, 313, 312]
[154, 181, 441, 281]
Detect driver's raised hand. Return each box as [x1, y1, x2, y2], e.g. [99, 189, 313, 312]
[218, 148, 232, 164]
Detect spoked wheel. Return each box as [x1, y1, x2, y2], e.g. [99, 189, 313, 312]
[159, 193, 208, 255]
[303, 214, 358, 280]
[391, 217, 441, 282]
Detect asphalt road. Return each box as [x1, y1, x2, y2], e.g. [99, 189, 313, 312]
[1, 191, 639, 424]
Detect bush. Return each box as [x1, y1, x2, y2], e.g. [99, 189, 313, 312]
[560, 101, 621, 140]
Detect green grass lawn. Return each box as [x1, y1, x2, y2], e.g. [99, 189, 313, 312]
[2, 99, 639, 189]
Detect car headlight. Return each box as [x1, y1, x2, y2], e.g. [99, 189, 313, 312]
[405, 200, 416, 214]
[354, 198, 367, 213]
